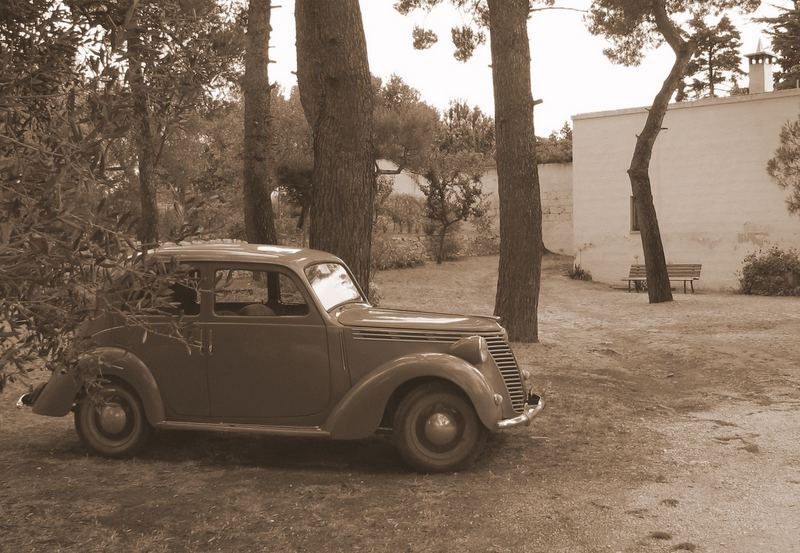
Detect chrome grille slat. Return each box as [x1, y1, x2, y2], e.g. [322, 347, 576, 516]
[351, 327, 526, 413]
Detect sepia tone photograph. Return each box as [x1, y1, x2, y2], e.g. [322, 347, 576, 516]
[1, 0, 799, 551]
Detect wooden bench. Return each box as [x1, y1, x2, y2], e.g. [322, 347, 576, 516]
[625, 264, 702, 293]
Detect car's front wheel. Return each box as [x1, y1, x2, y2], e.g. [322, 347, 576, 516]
[393, 381, 488, 473]
[74, 380, 152, 458]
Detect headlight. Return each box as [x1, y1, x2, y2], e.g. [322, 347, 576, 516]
[449, 335, 489, 366]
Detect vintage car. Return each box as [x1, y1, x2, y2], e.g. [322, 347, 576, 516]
[17, 243, 543, 472]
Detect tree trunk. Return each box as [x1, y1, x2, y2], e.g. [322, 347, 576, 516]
[127, 11, 158, 247]
[629, 4, 697, 304]
[487, 0, 543, 342]
[437, 226, 447, 264]
[243, 0, 277, 245]
[295, 0, 374, 291]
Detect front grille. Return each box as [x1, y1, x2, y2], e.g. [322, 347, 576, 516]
[351, 328, 526, 413]
[482, 333, 526, 412]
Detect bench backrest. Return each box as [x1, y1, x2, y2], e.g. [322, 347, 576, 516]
[628, 264, 702, 279]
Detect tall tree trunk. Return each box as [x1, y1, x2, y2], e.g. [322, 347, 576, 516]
[295, 0, 374, 291]
[127, 9, 158, 247]
[488, 0, 543, 342]
[243, 0, 277, 245]
[629, 4, 697, 304]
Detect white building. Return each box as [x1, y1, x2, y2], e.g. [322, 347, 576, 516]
[572, 47, 800, 290]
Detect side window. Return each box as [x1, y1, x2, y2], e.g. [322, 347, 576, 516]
[113, 265, 200, 316]
[213, 268, 309, 317]
[167, 270, 201, 315]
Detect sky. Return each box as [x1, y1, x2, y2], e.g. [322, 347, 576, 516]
[268, 1, 791, 135]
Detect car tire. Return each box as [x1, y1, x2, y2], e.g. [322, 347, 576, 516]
[74, 380, 152, 458]
[393, 381, 488, 473]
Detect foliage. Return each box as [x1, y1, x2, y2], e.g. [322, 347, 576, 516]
[676, 15, 744, 100]
[371, 233, 428, 270]
[425, 228, 465, 262]
[465, 211, 500, 256]
[567, 263, 593, 281]
[758, 1, 800, 90]
[536, 122, 573, 163]
[72, 0, 244, 244]
[380, 193, 427, 233]
[412, 25, 438, 49]
[438, 101, 495, 157]
[739, 247, 800, 296]
[374, 75, 439, 172]
[418, 152, 488, 264]
[0, 2, 192, 391]
[587, 1, 759, 67]
[767, 112, 800, 215]
[265, 87, 312, 232]
[395, 0, 554, 61]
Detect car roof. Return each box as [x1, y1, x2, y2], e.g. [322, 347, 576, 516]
[150, 242, 343, 270]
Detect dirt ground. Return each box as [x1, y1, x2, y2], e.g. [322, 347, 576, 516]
[1, 254, 799, 553]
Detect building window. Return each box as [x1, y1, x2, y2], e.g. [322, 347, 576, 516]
[630, 195, 640, 232]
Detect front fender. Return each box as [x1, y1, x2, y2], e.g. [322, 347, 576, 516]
[31, 369, 82, 418]
[323, 353, 501, 439]
[33, 347, 165, 426]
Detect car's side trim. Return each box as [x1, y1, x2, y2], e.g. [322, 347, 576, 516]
[157, 421, 331, 438]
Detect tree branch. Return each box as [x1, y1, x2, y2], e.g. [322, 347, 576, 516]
[530, 6, 588, 14]
[0, 134, 65, 158]
[652, 1, 685, 54]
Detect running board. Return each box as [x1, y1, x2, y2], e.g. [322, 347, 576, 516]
[157, 421, 331, 438]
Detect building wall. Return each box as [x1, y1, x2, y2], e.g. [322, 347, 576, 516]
[572, 89, 800, 290]
[386, 162, 574, 254]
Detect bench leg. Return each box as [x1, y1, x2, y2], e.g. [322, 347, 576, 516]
[683, 280, 687, 294]
[691, 281, 695, 294]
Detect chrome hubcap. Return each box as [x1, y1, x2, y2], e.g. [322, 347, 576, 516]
[99, 403, 128, 435]
[424, 412, 458, 446]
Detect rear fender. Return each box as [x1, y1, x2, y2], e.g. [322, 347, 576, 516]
[323, 353, 501, 439]
[33, 347, 165, 425]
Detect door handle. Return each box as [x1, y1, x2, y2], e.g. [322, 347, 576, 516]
[206, 328, 214, 356]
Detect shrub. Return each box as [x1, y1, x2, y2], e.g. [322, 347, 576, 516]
[465, 213, 500, 256]
[425, 229, 464, 262]
[739, 246, 800, 296]
[371, 233, 427, 270]
[568, 263, 592, 281]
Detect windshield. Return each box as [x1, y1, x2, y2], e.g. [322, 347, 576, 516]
[304, 262, 364, 311]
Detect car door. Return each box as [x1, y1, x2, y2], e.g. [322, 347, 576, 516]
[123, 264, 210, 419]
[205, 263, 330, 421]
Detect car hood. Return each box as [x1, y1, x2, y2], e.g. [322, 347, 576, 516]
[335, 305, 501, 333]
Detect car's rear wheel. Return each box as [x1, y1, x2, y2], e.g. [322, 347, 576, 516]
[74, 380, 152, 458]
[393, 381, 488, 473]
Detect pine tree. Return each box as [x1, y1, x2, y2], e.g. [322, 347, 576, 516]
[677, 15, 744, 100]
[759, 1, 800, 90]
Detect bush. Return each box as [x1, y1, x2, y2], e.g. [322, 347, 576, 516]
[739, 247, 800, 296]
[567, 263, 592, 281]
[425, 231, 464, 263]
[465, 213, 499, 256]
[371, 233, 427, 270]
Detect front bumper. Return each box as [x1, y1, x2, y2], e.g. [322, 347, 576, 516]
[15, 383, 45, 409]
[16, 392, 33, 408]
[495, 393, 544, 430]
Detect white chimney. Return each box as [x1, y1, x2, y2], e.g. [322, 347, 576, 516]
[745, 39, 776, 94]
